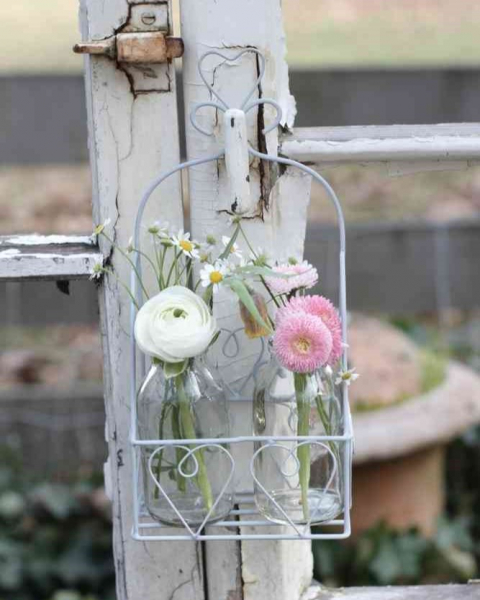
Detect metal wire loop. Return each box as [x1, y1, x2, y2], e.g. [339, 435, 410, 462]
[243, 98, 283, 134]
[197, 48, 266, 111]
[147, 443, 235, 538]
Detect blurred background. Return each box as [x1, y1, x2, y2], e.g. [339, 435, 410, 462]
[1, 1, 480, 599]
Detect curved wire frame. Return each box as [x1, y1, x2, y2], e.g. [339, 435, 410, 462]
[147, 444, 235, 539]
[250, 440, 339, 536]
[129, 48, 353, 541]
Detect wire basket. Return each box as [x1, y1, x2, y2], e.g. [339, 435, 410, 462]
[129, 49, 354, 541]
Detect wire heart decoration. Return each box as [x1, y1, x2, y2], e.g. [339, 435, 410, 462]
[250, 440, 340, 536]
[147, 443, 235, 538]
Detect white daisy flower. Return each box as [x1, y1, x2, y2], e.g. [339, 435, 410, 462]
[171, 230, 200, 259]
[335, 368, 360, 387]
[93, 218, 111, 236]
[222, 235, 242, 259]
[199, 261, 229, 293]
[148, 221, 170, 236]
[89, 259, 105, 281]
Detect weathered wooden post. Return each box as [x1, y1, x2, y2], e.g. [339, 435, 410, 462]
[180, 2, 314, 599]
[79, 0, 313, 598]
[79, 1, 205, 598]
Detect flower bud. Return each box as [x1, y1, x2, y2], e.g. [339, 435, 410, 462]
[239, 292, 271, 339]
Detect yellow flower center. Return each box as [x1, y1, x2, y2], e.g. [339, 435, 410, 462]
[294, 337, 311, 354]
[209, 271, 223, 284]
[179, 240, 193, 252]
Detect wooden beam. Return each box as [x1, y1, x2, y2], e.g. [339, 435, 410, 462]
[304, 583, 480, 599]
[281, 124, 480, 164]
[180, 2, 312, 599]
[0, 234, 102, 281]
[80, 1, 205, 599]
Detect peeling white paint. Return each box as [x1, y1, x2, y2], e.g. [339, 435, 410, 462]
[81, 1, 199, 599]
[0, 248, 103, 281]
[281, 125, 480, 165]
[0, 234, 94, 246]
[180, 2, 313, 599]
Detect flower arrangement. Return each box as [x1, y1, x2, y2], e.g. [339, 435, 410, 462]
[92, 217, 358, 525]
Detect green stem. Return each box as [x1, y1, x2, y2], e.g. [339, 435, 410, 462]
[154, 402, 171, 499]
[166, 249, 182, 287]
[294, 372, 311, 521]
[156, 243, 167, 289]
[171, 405, 187, 493]
[176, 374, 214, 512]
[259, 274, 282, 309]
[100, 231, 150, 300]
[130, 248, 160, 286]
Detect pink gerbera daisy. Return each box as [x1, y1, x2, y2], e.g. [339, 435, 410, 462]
[277, 295, 343, 365]
[265, 261, 318, 296]
[273, 311, 333, 373]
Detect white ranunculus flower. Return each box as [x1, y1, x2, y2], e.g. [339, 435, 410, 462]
[134, 286, 217, 363]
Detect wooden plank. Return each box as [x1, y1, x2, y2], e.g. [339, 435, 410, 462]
[281, 124, 480, 164]
[79, 1, 205, 599]
[180, 2, 312, 599]
[304, 583, 480, 600]
[0, 234, 102, 281]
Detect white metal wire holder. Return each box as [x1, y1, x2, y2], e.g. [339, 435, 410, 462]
[129, 49, 354, 542]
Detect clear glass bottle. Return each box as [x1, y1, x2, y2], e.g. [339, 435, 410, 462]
[137, 357, 234, 527]
[252, 353, 344, 526]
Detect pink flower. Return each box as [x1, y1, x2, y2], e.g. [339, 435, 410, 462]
[265, 261, 318, 296]
[273, 312, 332, 373]
[277, 296, 343, 365]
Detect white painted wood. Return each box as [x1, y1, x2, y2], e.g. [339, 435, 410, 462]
[224, 109, 253, 215]
[0, 234, 102, 281]
[79, 1, 205, 599]
[180, 1, 312, 599]
[281, 124, 480, 164]
[302, 583, 479, 600]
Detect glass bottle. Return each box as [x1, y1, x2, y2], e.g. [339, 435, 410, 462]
[252, 352, 343, 526]
[137, 357, 234, 527]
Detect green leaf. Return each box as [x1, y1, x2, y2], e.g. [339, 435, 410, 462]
[225, 279, 272, 334]
[236, 265, 294, 278]
[163, 360, 188, 380]
[208, 330, 221, 349]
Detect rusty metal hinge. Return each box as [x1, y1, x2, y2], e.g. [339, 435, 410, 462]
[73, 32, 183, 64]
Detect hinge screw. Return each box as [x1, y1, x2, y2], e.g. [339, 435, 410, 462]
[141, 12, 157, 26]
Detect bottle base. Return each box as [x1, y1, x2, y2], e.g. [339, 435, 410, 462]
[257, 488, 342, 526]
[146, 493, 234, 528]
